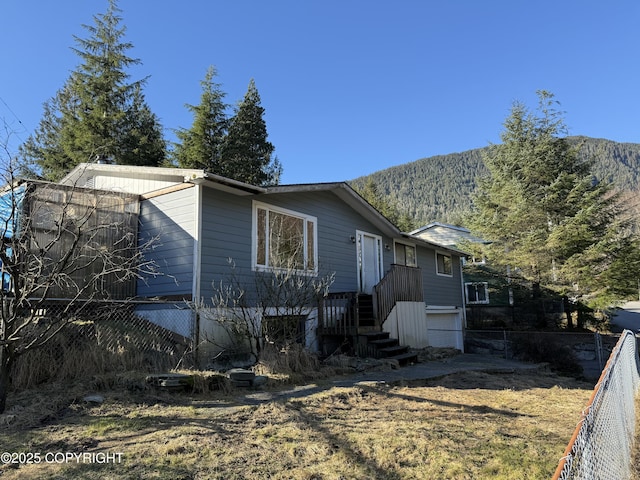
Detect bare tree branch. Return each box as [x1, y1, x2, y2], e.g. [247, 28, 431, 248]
[0, 137, 163, 413]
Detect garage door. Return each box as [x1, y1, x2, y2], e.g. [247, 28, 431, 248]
[426, 309, 464, 351]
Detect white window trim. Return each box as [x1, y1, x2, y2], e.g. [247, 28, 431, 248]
[462, 256, 486, 266]
[393, 240, 418, 267]
[465, 282, 489, 304]
[435, 250, 453, 277]
[252, 201, 318, 275]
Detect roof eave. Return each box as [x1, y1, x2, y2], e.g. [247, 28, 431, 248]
[265, 182, 401, 237]
[197, 172, 267, 195]
[402, 232, 470, 256]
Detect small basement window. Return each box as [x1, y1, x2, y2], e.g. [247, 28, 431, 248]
[262, 315, 307, 347]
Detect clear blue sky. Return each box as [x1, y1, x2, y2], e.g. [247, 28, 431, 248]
[1, 1, 639, 184]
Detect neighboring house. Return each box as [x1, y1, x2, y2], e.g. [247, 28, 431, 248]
[411, 222, 513, 308]
[61, 164, 468, 363]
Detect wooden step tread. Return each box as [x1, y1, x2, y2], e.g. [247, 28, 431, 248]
[387, 352, 418, 364]
[359, 331, 389, 340]
[369, 338, 398, 347]
[380, 345, 409, 355]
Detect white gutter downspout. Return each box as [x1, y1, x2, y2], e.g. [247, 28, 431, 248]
[459, 257, 467, 329]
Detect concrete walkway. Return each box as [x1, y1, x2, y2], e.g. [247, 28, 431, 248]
[240, 353, 543, 404]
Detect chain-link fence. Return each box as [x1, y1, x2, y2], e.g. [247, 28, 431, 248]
[551, 329, 640, 480]
[9, 300, 195, 391]
[465, 330, 619, 379]
[466, 301, 566, 329]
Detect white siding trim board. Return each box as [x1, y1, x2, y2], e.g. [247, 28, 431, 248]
[193, 184, 203, 303]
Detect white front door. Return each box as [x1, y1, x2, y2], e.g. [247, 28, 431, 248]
[356, 230, 383, 293]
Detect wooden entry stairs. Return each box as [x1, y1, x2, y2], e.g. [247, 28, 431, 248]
[357, 330, 418, 365]
[354, 294, 417, 365]
[317, 291, 418, 366]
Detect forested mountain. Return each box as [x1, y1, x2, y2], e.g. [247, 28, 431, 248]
[350, 137, 640, 226]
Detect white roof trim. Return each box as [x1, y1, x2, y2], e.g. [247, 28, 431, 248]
[60, 163, 207, 186]
[410, 221, 471, 235]
[400, 232, 469, 256]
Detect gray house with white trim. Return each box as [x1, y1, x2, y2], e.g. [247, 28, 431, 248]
[62, 164, 467, 363]
[411, 222, 516, 309]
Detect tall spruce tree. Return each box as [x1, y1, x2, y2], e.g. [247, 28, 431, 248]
[18, 87, 73, 179]
[468, 91, 633, 315]
[172, 66, 228, 171]
[119, 85, 166, 167]
[221, 79, 282, 186]
[20, 0, 165, 180]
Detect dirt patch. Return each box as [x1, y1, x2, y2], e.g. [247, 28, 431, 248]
[322, 346, 461, 372]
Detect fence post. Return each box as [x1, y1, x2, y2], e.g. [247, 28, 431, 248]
[595, 332, 603, 371]
[503, 329, 508, 359]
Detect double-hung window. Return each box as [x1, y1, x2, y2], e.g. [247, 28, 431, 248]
[253, 202, 317, 273]
[394, 242, 417, 267]
[436, 251, 452, 276]
[465, 282, 489, 304]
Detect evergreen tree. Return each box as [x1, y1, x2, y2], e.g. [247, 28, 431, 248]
[119, 85, 166, 166]
[20, 0, 165, 180]
[172, 66, 228, 171]
[221, 79, 281, 186]
[17, 87, 73, 179]
[468, 91, 635, 313]
[356, 177, 416, 232]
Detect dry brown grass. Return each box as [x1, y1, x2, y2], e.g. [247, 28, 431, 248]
[632, 395, 640, 480]
[9, 324, 184, 391]
[0, 368, 592, 480]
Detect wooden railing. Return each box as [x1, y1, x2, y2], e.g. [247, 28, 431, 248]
[317, 292, 358, 335]
[317, 265, 424, 336]
[374, 264, 423, 326]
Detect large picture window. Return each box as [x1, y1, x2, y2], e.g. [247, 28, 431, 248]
[254, 202, 317, 273]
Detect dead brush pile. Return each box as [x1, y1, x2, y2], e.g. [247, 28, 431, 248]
[254, 343, 343, 384]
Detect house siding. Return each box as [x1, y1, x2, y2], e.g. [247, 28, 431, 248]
[137, 181, 464, 311]
[418, 246, 464, 307]
[137, 186, 196, 298]
[198, 187, 254, 301]
[80, 172, 190, 195]
[196, 188, 397, 301]
[255, 190, 396, 293]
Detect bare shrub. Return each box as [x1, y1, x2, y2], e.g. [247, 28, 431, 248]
[195, 258, 335, 373]
[255, 343, 321, 379]
[0, 163, 164, 413]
